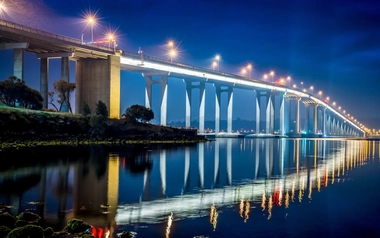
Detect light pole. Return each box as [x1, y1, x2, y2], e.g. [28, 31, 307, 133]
[310, 86, 314, 95]
[212, 61, 217, 70]
[241, 68, 247, 77]
[215, 55, 220, 71]
[169, 49, 176, 63]
[301, 82, 303, 90]
[263, 74, 268, 81]
[81, 34, 84, 44]
[318, 90, 322, 98]
[87, 16, 95, 42]
[108, 34, 113, 49]
[270, 71, 274, 83]
[247, 64, 252, 79]
[287, 76, 291, 87]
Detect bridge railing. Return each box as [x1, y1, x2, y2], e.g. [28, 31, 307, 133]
[121, 50, 265, 83]
[0, 19, 113, 52]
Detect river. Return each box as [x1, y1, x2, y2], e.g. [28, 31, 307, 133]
[1, 138, 379, 237]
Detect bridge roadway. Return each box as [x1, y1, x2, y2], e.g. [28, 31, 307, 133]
[0, 19, 364, 137]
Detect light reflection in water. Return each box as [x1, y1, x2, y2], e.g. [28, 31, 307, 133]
[166, 212, 173, 238]
[209, 204, 218, 231]
[244, 199, 250, 223]
[1, 139, 379, 236]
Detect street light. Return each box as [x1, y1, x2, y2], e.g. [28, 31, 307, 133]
[169, 49, 176, 63]
[270, 71, 274, 83]
[108, 34, 114, 49]
[212, 61, 217, 70]
[310, 86, 314, 95]
[247, 64, 252, 79]
[263, 74, 268, 81]
[215, 55, 220, 71]
[301, 82, 303, 90]
[87, 16, 96, 42]
[241, 68, 247, 77]
[318, 91, 322, 98]
[286, 76, 291, 87]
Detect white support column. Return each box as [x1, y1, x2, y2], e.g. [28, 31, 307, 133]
[305, 105, 310, 133]
[199, 82, 206, 133]
[270, 95, 275, 134]
[215, 86, 222, 133]
[296, 98, 301, 133]
[280, 95, 285, 135]
[40, 58, 49, 109]
[314, 105, 318, 134]
[266, 96, 271, 134]
[322, 108, 326, 136]
[227, 87, 233, 133]
[160, 75, 168, 125]
[256, 93, 260, 134]
[144, 73, 169, 126]
[185, 81, 192, 128]
[145, 75, 153, 109]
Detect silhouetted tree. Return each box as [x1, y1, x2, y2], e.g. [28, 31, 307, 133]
[80, 101, 91, 116]
[95, 100, 108, 117]
[48, 91, 58, 111]
[124, 104, 154, 123]
[0, 76, 43, 110]
[52, 79, 76, 113]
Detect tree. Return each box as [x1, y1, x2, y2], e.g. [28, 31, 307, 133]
[0, 76, 43, 110]
[48, 91, 59, 111]
[52, 79, 76, 113]
[80, 101, 91, 116]
[124, 104, 154, 123]
[95, 100, 108, 117]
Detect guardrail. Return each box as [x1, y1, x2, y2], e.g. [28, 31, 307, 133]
[0, 19, 113, 52]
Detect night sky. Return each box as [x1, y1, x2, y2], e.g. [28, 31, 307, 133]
[0, 0, 379, 129]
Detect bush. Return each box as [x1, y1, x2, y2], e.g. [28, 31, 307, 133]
[120, 231, 134, 238]
[89, 115, 107, 136]
[0, 225, 11, 237]
[44, 227, 54, 237]
[95, 100, 108, 118]
[6, 224, 44, 238]
[15, 220, 28, 227]
[17, 211, 41, 223]
[81, 102, 91, 116]
[0, 212, 16, 229]
[66, 218, 91, 233]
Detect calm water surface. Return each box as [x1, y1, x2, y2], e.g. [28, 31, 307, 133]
[1, 138, 380, 238]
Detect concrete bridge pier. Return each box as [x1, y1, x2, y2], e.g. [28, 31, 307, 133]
[279, 94, 285, 135]
[60, 56, 70, 112]
[266, 94, 274, 134]
[313, 105, 319, 134]
[145, 72, 168, 125]
[255, 90, 270, 134]
[185, 80, 206, 132]
[76, 55, 121, 118]
[0, 43, 29, 80]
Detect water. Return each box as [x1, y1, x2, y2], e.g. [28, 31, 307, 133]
[1, 138, 380, 238]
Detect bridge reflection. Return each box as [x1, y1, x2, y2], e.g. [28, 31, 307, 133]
[0, 140, 377, 236]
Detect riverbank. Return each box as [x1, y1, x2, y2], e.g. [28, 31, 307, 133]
[0, 105, 207, 150]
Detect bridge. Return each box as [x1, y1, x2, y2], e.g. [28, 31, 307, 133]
[0, 19, 365, 137]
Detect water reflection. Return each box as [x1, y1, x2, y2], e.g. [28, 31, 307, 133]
[0, 139, 379, 237]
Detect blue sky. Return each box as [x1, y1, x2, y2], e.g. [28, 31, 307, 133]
[0, 0, 380, 128]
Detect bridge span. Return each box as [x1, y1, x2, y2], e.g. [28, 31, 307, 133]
[0, 19, 364, 137]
